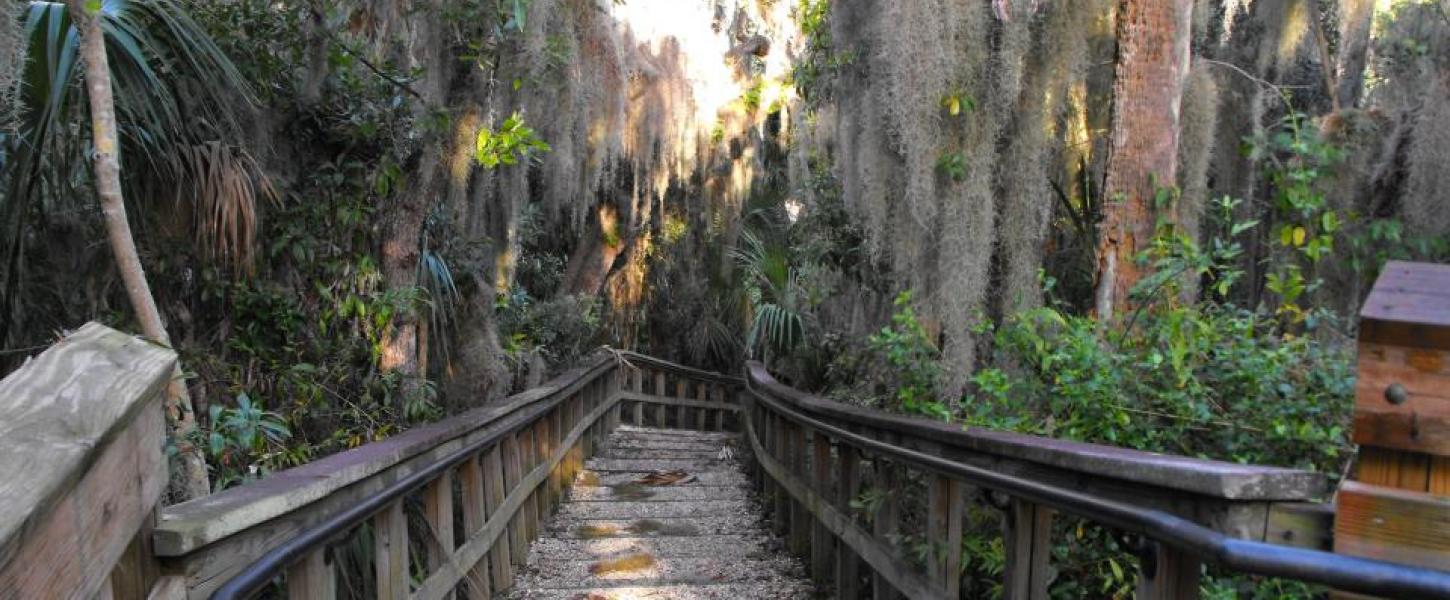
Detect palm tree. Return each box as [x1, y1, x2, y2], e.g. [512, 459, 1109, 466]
[5, 0, 265, 500]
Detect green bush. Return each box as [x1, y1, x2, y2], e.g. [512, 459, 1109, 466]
[968, 303, 1352, 475]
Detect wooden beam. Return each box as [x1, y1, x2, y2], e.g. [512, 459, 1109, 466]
[373, 500, 408, 600]
[285, 548, 334, 600]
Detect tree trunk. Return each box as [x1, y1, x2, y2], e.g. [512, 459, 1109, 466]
[69, 0, 210, 501]
[1335, 0, 1375, 108]
[1094, 0, 1194, 321]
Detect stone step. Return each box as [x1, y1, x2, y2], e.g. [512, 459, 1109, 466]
[585, 457, 730, 472]
[607, 437, 738, 452]
[555, 499, 752, 520]
[569, 484, 748, 502]
[598, 447, 725, 460]
[513, 555, 806, 588]
[525, 534, 770, 560]
[577, 469, 748, 487]
[610, 426, 738, 442]
[508, 581, 815, 599]
[546, 515, 767, 538]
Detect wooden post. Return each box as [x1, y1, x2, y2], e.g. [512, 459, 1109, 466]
[788, 424, 810, 556]
[772, 413, 791, 538]
[654, 371, 667, 427]
[481, 446, 513, 591]
[460, 455, 491, 599]
[675, 379, 687, 429]
[873, 457, 902, 600]
[812, 432, 836, 585]
[696, 383, 708, 430]
[423, 470, 455, 584]
[1136, 542, 1200, 600]
[1004, 498, 1054, 600]
[632, 368, 644, 425]
[374, 500, 408, 600]
[1335, 262, 1450, 577]
[837, 444, 863, 599]
[286, 548, 334, 599]
[518, 428, 539, 544]
[928, 475, 963, 596]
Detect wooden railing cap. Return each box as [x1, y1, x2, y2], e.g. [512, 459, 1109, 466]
[0, 322, 176, 568]
[154, 355, 612, 557]
[746, 362, 1326, 501]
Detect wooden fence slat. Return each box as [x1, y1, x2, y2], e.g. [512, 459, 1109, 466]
[928, 475, 963, 596]
[501, 435, 528, 567]
[423, 470, 455, 585]
[1137, 542, 1201, 600]
[837, 444, 863, 599]
[1004, 498, 1054, 600]
[873, 456, 903, 600]
[285, 547, 334, 599]
[632, 369, 644, 425]
[696, 383, 708, 429]
[654, 371, 666, 426]
[481, 447, 513, 591]
[374, 500, 408, 600]
[788, 424, 810, 556]
[812, 432, 836, 586]
[459, 455, 491, 599]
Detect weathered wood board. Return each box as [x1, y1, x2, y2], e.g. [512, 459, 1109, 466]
[0, 323, 174, 599]
[1354, 261, 1450, 455]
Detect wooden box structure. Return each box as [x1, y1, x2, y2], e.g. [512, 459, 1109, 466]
[1335, 261, 1450, 573]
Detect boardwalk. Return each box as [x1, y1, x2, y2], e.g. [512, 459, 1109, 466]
[509, 425, 816, 599]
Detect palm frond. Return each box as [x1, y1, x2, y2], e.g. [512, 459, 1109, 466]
[166, 141, 276, 272]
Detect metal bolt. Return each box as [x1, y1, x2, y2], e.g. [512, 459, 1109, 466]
[1385, 383, 1409, 405]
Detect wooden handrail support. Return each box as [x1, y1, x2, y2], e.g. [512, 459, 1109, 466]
[151, 349, 744, 599]
[744, 362, 1334, 599]
[0, 323, 176, 599]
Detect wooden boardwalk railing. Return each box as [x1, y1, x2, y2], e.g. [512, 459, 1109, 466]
[8, 328, 1450, 598]
[744, 363, 1450, 599]
[153, 350, 742, 599]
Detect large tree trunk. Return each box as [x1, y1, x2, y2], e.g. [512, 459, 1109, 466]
[1094, 0, 1194, 320]
[70, 0, 210, 501]
[1336, 0, 1376, 108]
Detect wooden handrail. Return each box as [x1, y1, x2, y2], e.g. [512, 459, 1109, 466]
[0, 323, 176, 599]
[744, 360, 1450, 599]
[156, 350, 744, 599]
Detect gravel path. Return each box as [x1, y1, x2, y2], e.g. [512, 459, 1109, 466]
[509, 425, 817, 599]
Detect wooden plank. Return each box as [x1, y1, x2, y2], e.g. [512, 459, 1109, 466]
[481, 447, 513, 592]
[0, 323, 174, 597]
[424, 470, 455, 581]
[518, 428, 539, 544]
[501, 435, 528, 567]
[745, 417, 938, 599]
[1004, 498, 1054, 600]
[285, 547, 334, 599]
[1136, 543, 1201, 600]
[812, 432, 836, 586]
[1353, 344, 1450, 454]
[1335, 480, 1450, 569]
[1358, 261, 1450, 351]
[1264, 501, 1333, 551]
[109, 517, 161, 600]
[374, 500, 408, 600]
[873, 455, 903, 600]
[788, 424, 810, 557]
[613, 391, 742, 412]
[675, 380, 687, 429]
[928, 475, 963, 596]
[458, 454, 490, 599]
[632, 368, 644, 425]
[0, 384, 167, 599]
[837, 444, 863, 600]
[696, 383, 708, 429]
[770, 414, 789, 537]
[654, 371, 667, 426]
